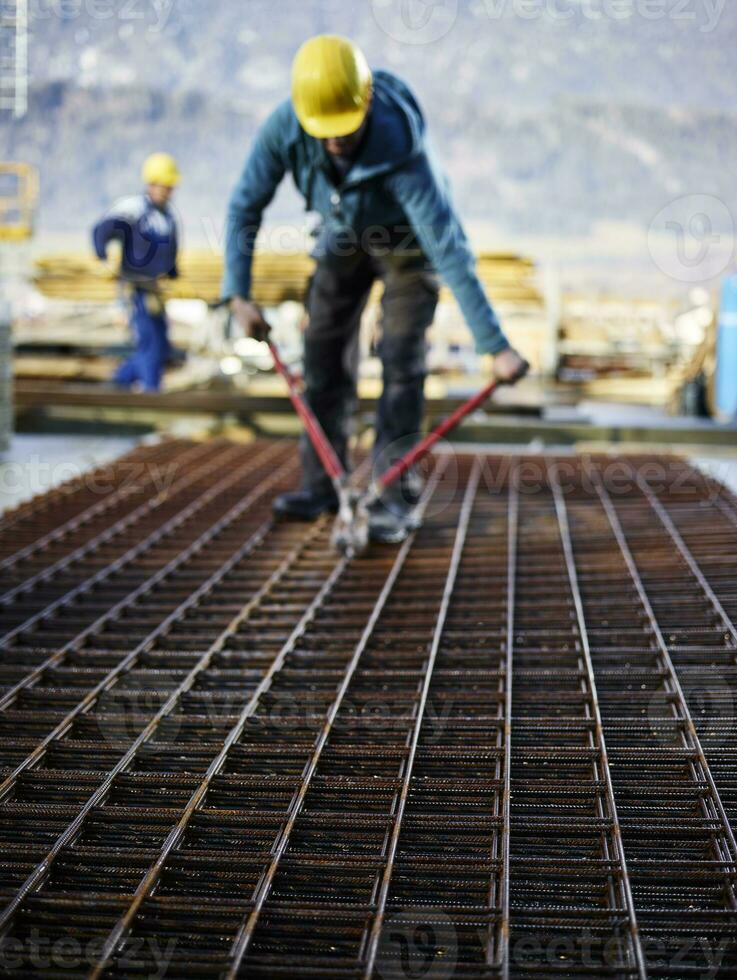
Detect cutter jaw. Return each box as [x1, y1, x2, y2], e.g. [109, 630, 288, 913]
[331, 488, 370, 558]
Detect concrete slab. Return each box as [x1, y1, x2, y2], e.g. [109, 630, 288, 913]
[0, 434, 139, 514]
[692, 455, 737, 496]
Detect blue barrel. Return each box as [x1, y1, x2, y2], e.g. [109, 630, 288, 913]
[716, 275, 737, 419]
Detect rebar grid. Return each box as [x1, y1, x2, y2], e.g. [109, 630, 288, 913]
[0, 442, 735, 979]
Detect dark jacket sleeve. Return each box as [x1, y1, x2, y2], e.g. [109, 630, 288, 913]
[92, 214, 121, 261]
[221, 103, 289, 300]
[386, 149, 510, 355]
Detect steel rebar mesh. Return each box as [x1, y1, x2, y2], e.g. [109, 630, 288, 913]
[0, 442, 734, 978]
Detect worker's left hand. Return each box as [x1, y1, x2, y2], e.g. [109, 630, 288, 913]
[230, 297, 271, 342]
[491, 346, 530, 385]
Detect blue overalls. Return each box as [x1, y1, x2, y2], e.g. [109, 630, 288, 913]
[113, 284, 172, 392]
[93, 194, 179, 392]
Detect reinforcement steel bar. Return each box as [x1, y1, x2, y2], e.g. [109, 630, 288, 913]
[503, 460, 644, 977]
[627, 467, 737, 836]
[0, 441, 259, 640]
[549, 461, 646, 979]
[91, 463, 447, 979]
[0, 518, 330, 943]
[0, 442, 736, 979]
[0, 440, 209, 574]
[361, 459, 480, 978]
[558, 457, 737, 976]
[499, 461, 518, 980]
[589, 462, 737, 892]
[0, 443, 292, 711]
[0, 448, 299, 798]
[0, 439, 186, 540]
[93, 468, 446, 976]
[634, 471, 737, 647]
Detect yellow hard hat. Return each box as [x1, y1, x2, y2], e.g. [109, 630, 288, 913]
[291, 35, 372, 139]
[142, 152, 181, 188]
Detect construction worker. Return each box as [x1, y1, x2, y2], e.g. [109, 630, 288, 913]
[223, 35, 529, 543]
[93, 153, 181, 392]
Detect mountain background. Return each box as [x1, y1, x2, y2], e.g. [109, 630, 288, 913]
[2, 0, 736, 284]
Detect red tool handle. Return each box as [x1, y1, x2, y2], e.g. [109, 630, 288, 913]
[376, 379, 500, 493]
[268, 341, 346, 482]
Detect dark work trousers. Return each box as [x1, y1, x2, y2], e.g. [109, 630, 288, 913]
[300, 246, 440, 495]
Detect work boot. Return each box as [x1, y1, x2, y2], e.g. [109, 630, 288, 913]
[273, 486, 339, 521]
[400, 467, 424, 507]
[367, 492, 421, 545]
[377, 469, 424, 531]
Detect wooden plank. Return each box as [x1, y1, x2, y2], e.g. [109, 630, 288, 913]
[13, 380, 542, 417]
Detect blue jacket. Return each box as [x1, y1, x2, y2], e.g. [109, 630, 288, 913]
[93, 194, 179, 284]
[222, 70, 509, 354]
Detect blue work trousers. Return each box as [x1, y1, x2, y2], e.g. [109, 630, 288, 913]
[113, 287, 170, 392]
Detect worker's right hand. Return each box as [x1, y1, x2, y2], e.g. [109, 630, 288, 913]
[230, 297, 271, 342]
[492, 346, 530, 385]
